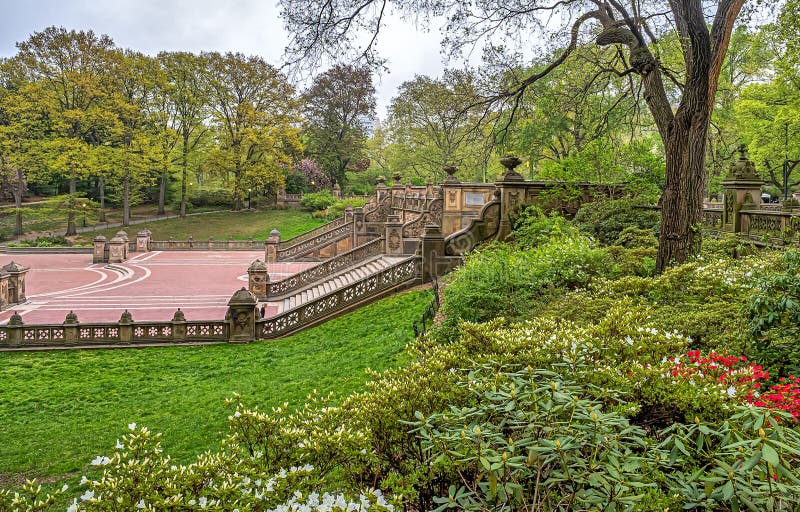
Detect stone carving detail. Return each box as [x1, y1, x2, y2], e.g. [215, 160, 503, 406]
[402, 198, 443, 238]
[388, 228, 402, 250]
[365, 196, 392, 223]
[748, 213, 782, 232]
[702, 210, 722, 228]
[724, 193, 734, 224]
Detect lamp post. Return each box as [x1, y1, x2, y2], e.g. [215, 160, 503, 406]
[247, 188, 252, 209]
[81, 202, 87, 227]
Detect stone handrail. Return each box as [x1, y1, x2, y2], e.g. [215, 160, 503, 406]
[444, 200, 502, 256]
[279, 216, 349, 249]
[276, 219, 354, 260]
[402, 198, 443, 238]
[0, 319, 228, 349]
[259, 255, 421, 338]
[149, 238, 263, 251]
[266, 237, 384, 298]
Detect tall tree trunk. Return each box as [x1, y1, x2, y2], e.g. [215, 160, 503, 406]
[123, 177, 131, 227]
[655, 4, 712, 273]
[98, 176, 106, 223]
[66, 176, 77, 236]
[13, 168, 24, 236]
[180, 138, 188, 218]
[158, 159, 167, 216]
[233, 170, 241, 211]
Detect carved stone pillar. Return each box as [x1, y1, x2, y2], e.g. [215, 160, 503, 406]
[495, 155, 528, 240]
[420, 224, 446, 282]
[136, 230, 151, 252]
[63, 310, 79, 346]
[93, 235, 108, 264]
[115, 231, 129, 260]
[385, 214, 404, 255]
[118, 310, 134, 344]
[352, 207, 366, 246]
[107, 236, 126, 263]
[6, 311, 23, 347]
[264, 229, 281, 263]
[333, 182, 342, 198]
[0, 269, 8, 310]
[248, 259, 270, 300]
[3, 261, 29, 304]
[227, 288, 258, 343]
[722, 145, 764, 233]
[171, 308, 187, 342]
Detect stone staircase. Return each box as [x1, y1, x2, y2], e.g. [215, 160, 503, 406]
[265, 255, 409, 315]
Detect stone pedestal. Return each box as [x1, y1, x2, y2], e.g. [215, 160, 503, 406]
[3, 261, 29, 304]
[118, 310, 133, 343]
[0, 269, 8, 310]
[352, 207, 367, 246]
[227, 288, 258, 343]
[375, 177, 389, 203]
[333, 183, 342, 198]
[722, 146, 764, 232]
[495, 155, 527, 240]
[5, 311, 23, 347]
[420, 224, 446, 282]
[264, 229, 281, 263]
[108, 236, 126, 263]
[93, 235, 108, 263]
[171, 309, 187, 342]
[115, 231, 129, 260]
[136, 230, 151, 252]
[63, 311, 79, 346]
[248, 259, 270, 300]
[385, 214, 404, 255]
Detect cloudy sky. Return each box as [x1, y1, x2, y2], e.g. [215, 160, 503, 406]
[0, 0, 451, 117]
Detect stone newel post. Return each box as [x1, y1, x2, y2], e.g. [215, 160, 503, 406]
[118, 310, 134, 343]
[93, 235, 108, 264]
[420, 224, 446, 282]
[248, 259, 270, 300]
[227, 288, 258, 343]
[136, 230, 151, 252]
[64, 311, 79, 345]
[722, 145, 764, 233]
[115, 231, 130, 260]
[264, 229, 281, 263]
[108, 236, 126, 263]
[385, 214, 404, 255]
[6, 311, 23, 347]
[0, 269, 9, 310]
[172, 308, 187, 342]
[3, 261, 29, 304]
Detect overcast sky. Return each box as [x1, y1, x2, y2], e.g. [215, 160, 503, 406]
[0, 0, 451, 117]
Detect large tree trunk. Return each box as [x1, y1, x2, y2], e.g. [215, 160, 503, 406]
[98, 176, 107, 223]
[180, 138, 188, 218]
[158, 166, 167, 216]
[123, 177, 131, 227]
[13, 168, 24, 236]
[65, 176, 77, 236]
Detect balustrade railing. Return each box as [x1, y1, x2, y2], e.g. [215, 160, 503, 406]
[279, 216, 349, 249]
[267, 238, 384, 298]
[149, 238, 263, 250]
[276, 220, 354, 260]
[0, 319, 228, 349]
[259, 255, 421, 338]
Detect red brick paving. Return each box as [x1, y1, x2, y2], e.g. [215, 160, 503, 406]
[0, 252, 314, 325]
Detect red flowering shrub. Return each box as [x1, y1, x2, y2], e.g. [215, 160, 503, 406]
[665, 350, 800, 420]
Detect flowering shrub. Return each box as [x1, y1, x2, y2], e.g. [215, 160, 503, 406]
[752, 375, 800, 420]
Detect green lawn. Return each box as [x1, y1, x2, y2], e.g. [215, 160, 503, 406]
[0, 289, 430, 490]
[74, 208, 325, 243]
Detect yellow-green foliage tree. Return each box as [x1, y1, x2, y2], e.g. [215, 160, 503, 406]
[204, 52, 302, 210]
[15, 27, 118, 235]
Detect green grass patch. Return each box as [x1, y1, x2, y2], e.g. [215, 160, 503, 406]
[0, 288, 429, 487]
[74, 208, 325, 243]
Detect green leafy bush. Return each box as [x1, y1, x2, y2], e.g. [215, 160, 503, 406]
[574, 198, 660, 245]
[326, 198, 368, 220]
[177, 189, 234, 209]
[300, 190, 337, 212]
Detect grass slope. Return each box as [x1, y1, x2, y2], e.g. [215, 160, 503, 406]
[0, 289, 430, 488]
[74, 208, 325, 243]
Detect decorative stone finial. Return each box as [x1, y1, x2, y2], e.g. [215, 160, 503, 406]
[392, 172, 403, 185]
[498, 155, 525, 182]
[269, 228, 281, 239]
[248, 259, 269, 272]
[443, 165, 459, 183]
[8, 311, 23, 326]
[2, 261, 28, 273]
[119, 309, 133, 324]
[376, 176, 387, 187]
[172, 308, 186, 322]
[93, 234, 107, 242]
[64, 311, 79, 325]
[727, 144, 759, 180]
[115, 230, 129, 240]
[228, 287, 258, 306]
